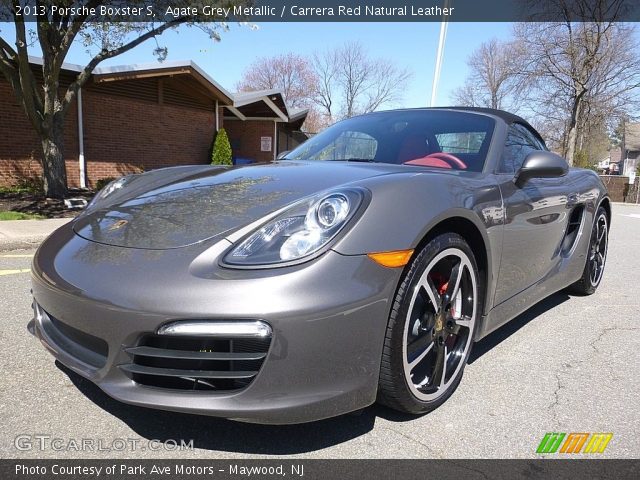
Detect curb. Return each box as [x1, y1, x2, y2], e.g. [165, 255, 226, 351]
[0, 218, 71, 252]
[0, 236, 48, 252]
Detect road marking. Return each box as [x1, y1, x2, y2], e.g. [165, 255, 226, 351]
[0, 268, 31, 276]
[0, 254, 34, 258]
[618, 213, 640, 219]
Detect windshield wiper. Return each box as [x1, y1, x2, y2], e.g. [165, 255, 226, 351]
[337, 158, 376, 163]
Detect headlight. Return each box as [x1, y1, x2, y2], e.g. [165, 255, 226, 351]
[223, 188, 366, 267]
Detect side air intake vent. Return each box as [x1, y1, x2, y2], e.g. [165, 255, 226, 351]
[561, 205, 585, 256]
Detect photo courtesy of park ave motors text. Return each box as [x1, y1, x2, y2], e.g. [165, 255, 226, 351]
[1, 0, 639, 472]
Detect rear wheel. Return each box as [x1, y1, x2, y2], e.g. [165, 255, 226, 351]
[378, 233, 480, 414]
[567, 206, 608, 296]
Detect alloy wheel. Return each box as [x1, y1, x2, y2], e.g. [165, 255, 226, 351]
[402, 248, 477, 401]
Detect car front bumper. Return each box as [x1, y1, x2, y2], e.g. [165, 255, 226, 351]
[30, 223, 402, 424]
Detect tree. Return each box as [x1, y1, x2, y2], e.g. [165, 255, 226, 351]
[0, 1, 245, 197]
[237, 42, 410, 132]
[211, 127, 232, 166]
[236, 53, 318, 109]
[451, 38, 525, 111]
[236, 52, 326, 132]
[313, 42, 411, 122]
[311, 47, 339, 126]
[513, 0, 640, 164]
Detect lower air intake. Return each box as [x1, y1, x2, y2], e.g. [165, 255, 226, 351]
[120, 332, 271, 391]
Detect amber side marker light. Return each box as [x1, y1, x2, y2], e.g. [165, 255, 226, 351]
[367, 249, 414, 268]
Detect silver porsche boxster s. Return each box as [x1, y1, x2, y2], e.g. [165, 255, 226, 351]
[30, 108, 610, 424]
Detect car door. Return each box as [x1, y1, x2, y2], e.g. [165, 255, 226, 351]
[494, 123, 572, 305]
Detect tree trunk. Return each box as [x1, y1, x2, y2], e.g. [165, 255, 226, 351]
[566, 123, 578, 166]
[40, 115, 67, 199]
[565, 88, 588, 167]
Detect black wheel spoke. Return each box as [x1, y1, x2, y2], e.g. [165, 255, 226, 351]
[430, 343, 447, 389]
[407, 332, 433, 358]
[408, 341, 434, 370]
[443, 260, 462, 303]
[425, 277, 442, 311]
[415, 286, 434, 317]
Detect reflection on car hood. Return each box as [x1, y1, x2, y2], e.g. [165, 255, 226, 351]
[73, 161, 406, 249]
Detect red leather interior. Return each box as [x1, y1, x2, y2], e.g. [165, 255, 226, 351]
[404, 152, 467, 170]
[404, 157, 453, 169]
[397, 136, 467, 169]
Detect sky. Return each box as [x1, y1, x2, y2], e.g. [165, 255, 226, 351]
[0, 21, 514, 107]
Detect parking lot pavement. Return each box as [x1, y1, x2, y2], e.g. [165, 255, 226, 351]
[1, 205, 638, 459]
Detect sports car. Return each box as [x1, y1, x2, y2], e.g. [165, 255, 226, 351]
[29, 107, 610, 424]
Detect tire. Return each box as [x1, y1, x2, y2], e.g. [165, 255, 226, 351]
[378, 233, 481, 414]
[567, 206, 609, 296]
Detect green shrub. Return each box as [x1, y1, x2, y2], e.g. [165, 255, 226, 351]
[14, 176, 44, 195]
[0, 186, 28, 195]
[211, 128, 233, 166]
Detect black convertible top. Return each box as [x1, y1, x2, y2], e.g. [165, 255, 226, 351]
[431, 106, 533, 127]
[381, 106, 536, 129]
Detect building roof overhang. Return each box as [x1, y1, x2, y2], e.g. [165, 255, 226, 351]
[27, 56, 307, 124]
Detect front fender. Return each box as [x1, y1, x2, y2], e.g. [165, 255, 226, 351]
[332, 171, 504, 315]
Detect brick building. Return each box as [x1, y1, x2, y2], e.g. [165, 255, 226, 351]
[0, 58, 308, 189]
[224, 90, 309, 163]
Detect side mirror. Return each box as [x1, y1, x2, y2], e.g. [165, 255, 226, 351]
[514, 151, 569, 187]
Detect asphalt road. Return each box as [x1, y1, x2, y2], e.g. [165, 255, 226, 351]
[1, 205, 639, 459]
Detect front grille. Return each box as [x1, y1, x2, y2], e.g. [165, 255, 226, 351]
[120, 334, 271, 391]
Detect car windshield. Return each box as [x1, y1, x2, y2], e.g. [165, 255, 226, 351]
[284, 110, 496, 172]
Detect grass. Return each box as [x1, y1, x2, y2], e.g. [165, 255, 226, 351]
[0, 186, 35, 195]
[0, 211, 44, 221]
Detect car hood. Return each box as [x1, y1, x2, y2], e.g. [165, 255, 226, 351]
[73, 161, 407, 249]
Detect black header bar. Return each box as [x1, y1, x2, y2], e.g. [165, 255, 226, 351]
[2, 0, 640, 23]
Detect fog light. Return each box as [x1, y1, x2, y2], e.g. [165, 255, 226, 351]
[157, 320, 272, 337]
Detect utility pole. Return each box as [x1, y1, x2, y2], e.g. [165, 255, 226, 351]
[430, 0, 450, 107]
[621, 116, 626, 175]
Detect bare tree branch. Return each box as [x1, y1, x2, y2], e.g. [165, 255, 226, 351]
[513, 10, 640, 164]
[0, 1, 244, 197]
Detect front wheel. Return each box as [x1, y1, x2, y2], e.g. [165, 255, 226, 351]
[378, 233, 480, 414]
